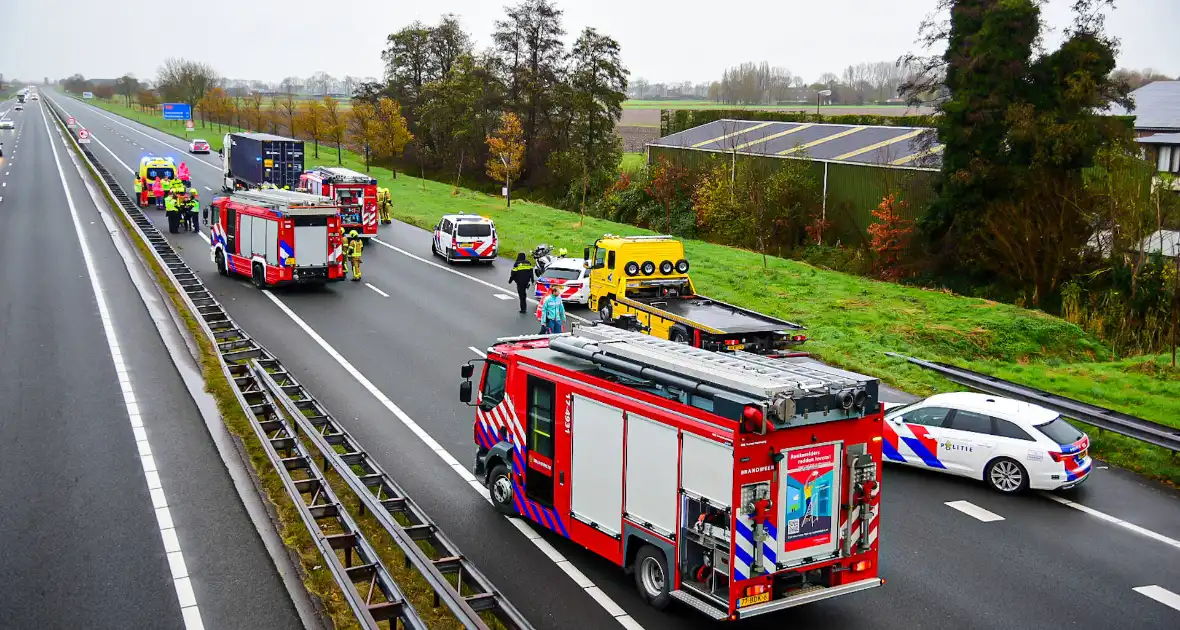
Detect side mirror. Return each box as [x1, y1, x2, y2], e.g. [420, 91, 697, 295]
[459, 380, 473, 405]
[461, 364, 474, 379]
[583, 247, 590, 262]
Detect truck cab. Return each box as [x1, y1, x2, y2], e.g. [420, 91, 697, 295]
[586, 235, 807, 355]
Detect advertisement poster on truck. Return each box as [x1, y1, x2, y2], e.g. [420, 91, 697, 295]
[784, 443, 838, 552]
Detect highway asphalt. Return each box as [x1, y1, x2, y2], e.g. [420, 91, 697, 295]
[0, 96, 300, 629]
[50, 89, 1180, 629]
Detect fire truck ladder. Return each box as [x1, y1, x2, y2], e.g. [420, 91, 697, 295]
[572, 325, 866, 400]
[47, 98, 533, 630]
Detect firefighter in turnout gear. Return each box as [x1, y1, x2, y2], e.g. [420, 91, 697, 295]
[377, 187, 392, 224]
[133, 178, 144, 207]
[185, 190, 201, 232]
[347, 230, 363, 280]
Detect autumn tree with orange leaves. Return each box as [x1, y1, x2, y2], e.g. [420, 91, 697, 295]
[486, 112, 525, 207]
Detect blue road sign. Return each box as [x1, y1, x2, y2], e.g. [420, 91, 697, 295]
[162, 103, 192, 121]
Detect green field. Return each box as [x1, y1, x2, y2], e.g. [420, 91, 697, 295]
[623, 99, 911, 110]
[620, 152, 646, 174]
[83, 96, 1180, 484]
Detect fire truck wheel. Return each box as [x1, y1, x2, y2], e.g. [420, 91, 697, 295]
[251, 264, 267, 289]
[487, 464, 517, 515]
[215, 250, 228, 276]
[634, 546, 671, 609]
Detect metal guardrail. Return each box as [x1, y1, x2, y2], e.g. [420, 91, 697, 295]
[888, 353, 1180, 453]
[46, 96, 533, 630]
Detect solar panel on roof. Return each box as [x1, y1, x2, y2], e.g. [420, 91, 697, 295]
[651, 119, 944, 169]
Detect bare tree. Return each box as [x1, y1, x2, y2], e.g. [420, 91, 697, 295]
[156, 58, 219, 109]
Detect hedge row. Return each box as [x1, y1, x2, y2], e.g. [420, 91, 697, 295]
[659, 109, 939, 137]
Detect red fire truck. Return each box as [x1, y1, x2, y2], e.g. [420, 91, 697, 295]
[298, 166, 379, 239]
[461, 325, 883, 621]
[208, 189, 347, 288]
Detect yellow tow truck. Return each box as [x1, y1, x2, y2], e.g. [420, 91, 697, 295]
[585, 234, 808, 355]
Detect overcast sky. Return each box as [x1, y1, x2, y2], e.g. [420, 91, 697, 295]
[3, 0, 1177, 85]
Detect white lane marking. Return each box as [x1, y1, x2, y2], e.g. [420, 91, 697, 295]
[465, 345, 632, 620]
[204, 186, 212, 191]
[42, 102, 205, 630]
[1133, 585, 1180, 612]
[944, 500, 1005, 523]
[493, 293, 514, 301]
[365, 283, 389, 298]
[64, 99, 220, 170]
[260, 291, 645, 629]
[373, 238, 591, 323]
[1041, 492, 1180, 552]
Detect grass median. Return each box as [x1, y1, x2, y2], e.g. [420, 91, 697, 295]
[86, 96, 1180, 486]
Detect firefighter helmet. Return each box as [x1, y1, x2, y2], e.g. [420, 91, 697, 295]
[349, 230, 359, 239]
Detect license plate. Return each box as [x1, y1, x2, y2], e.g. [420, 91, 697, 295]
[730, 344, 745, 351]
[738, 592, 770, 607]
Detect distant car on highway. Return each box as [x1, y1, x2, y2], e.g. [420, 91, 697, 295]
[535, 257, 590, 304]
[883, 392, 1091, 493]
[13, 104, 23, 111]
[0, 119, 14, 130]
[189, 138, 211, 154]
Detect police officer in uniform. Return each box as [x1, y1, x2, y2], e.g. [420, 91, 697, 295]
[508, 253, 534, 314]
[165, 193, 181, 233]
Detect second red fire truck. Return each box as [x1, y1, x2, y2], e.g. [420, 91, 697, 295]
[298, 166, 379, 240]
[461, 325, 883, 621]
[208, 189, 347, 288]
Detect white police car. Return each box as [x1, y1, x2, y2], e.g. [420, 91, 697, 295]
[535, 258, 590, 304]
[431, 214, 498, 264]
[883, 392, 1091, 493]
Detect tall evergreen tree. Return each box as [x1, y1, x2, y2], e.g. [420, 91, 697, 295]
[493, 0, 567, 180]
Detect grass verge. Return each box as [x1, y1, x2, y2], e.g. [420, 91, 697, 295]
[86, 96, 1180, 486]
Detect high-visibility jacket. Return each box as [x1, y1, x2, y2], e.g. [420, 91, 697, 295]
[348, 238, 363, 258]
[165, 196, 178, 213]
[177, 164, 190, 180]
[171, 181, 185, 194]
[133, 179, 143, 193]
[152, 179, 164, 195]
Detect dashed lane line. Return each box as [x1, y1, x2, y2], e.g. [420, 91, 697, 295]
[945, 500, 1005, 523]
[1133, 585, 1180, 612]
[364, 283, 389, 298]
[371, 238, 592, 324]
[42, 96, 205, 630]
[1041, 492, 1180, 552]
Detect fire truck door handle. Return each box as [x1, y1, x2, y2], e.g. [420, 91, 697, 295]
[559, 472, 565, 485]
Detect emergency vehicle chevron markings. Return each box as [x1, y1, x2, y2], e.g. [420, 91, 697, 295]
[41, 103, 205, 630]
[1133, 585, 1180, 613]
[944, 500, 1005, 523]
[256, 290, 646, 630]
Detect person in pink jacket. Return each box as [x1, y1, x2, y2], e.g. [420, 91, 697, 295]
[178, 162, 191, 187]
[152, 177, 165, 209]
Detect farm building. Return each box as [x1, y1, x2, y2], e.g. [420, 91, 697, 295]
[648, 119, 942, 242]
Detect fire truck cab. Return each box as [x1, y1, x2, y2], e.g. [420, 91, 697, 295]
[209, 189, 347, 288]
[299, 166, 379, 239]
[462, 325, 883, 621]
